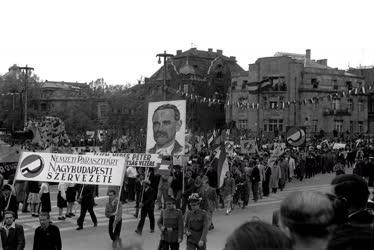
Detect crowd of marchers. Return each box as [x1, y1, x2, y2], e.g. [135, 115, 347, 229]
[1, 138, 374, 250]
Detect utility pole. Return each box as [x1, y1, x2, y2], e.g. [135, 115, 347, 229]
[156, 51, 173, 101]
[18, 65, 34, 129]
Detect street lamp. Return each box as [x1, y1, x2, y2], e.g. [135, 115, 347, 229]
[156, 51, 173, 101]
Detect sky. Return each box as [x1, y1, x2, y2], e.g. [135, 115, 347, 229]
[1, 0, 374, 85]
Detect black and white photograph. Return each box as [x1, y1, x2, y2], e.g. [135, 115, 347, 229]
[146, 100, 186, 156]
[1, 0, 374, 250]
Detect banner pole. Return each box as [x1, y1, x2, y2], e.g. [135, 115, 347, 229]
[138, 167, 150, 219]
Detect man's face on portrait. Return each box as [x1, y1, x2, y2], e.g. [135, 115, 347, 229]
[152, 108, 182, 147]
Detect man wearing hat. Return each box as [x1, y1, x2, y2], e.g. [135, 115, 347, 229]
[185, 193, 208, 250]
[135, 179, 156, 235]
[157, 196, 183, 250]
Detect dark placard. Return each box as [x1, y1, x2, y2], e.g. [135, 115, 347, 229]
[0, 162, 18, 179]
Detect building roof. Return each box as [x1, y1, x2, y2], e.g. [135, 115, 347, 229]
[42, 81, 87, 90]
[150, 48, 245, 80]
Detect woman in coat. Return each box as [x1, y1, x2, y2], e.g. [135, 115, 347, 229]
[221, 171, 235, 215]
[270, 160, 281, 193]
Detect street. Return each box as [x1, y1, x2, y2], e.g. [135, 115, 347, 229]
[21, 172, 336, 250]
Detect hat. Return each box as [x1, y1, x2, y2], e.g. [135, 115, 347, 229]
[188, 193, 201, 203]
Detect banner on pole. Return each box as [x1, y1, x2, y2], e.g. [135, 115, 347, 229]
[172, 155, 188, 166]
[89, 152, 162, 168]
[240, 139, 257, 154]
[146, 100, 186, 156]
[15, 152, 125, 186]
[0, 162, 18, 179]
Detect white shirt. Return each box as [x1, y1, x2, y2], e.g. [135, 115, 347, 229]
[2, 222, 16, 237]
[126, 166, 138, 178]
[155, 142, 175, 156]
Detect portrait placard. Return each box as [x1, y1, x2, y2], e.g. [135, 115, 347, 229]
[146, 100, 186, 156]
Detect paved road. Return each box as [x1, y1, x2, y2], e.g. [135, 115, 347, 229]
[21, 172, 337, 250]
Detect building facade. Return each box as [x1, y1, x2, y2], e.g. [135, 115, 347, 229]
[147, 48, 245, 131]
[227, 50, 368, 139]
[348, 66, 374, 134]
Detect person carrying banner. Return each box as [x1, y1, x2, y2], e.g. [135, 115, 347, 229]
[105, 189, 123, 248]
[157, 196, 183, 250]
[76, 184, 98, 230]
[185, 193, 208, 250]
[2, 184, 18, 219]
[135, 179, 156, 235]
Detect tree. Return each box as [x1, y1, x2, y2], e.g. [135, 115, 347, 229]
[0, 65, 41, 130]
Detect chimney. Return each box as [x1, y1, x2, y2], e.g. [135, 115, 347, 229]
[317, 59, 328, 66]
[305, 49, 311, 60]
[176, 50, 182, 55]
[208, 48, 213, 52]
[217, 49, 223, 55]
[229, 56, 236, 61]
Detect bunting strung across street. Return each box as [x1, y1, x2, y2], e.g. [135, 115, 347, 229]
[155, 82, 374, 110]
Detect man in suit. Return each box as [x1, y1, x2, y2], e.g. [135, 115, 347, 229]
[135, 179, 156, 235]
[148, 104, 183, 155]
[33, 212, 62, 250]
[0, 210, 25, 250]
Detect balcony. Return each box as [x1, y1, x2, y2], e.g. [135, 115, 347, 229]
[322, 108, 351, 116]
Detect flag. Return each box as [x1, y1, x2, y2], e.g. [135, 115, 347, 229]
[242, 79, 271, 92]
[213, 144, 229, 188]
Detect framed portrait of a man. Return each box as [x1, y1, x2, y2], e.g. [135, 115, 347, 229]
[146, 100, 186, 156]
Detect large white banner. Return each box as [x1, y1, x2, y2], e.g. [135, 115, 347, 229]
[146, 100, 186, 156]
[15, 152, 125, 186]
[89, 152, 162, 168]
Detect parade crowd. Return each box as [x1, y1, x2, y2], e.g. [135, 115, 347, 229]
[1, 137, 374, 250]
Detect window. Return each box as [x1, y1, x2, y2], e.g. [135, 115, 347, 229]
[216, 71, 223, 79]
[334, 120, 343, 133]
[270, 101, 278, 109]
[358, 121, 363, 133]
[263, 97, 268, 109]
[346, 81, 352, 90]
[358, 99, 364, 112]
[348, 99, 353, 111]
[265, 119, 283, 132]
[184, 84, 189, 94]
[41, 103, 47, 112]
[333, 80, 338, 90]
[238, 120, 248, 129]
[350, 121, 354, 133]
[332, 98, 340, 110]
[312, 120, 318, 133]
[311, 78, 319, 88]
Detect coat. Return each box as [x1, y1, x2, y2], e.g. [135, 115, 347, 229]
[270, 164, 281, 189]
[185, 209, 208, 244]
[33, 224, 62, 250]
[157, 208, 183, 243]
[221, 177, 235, 198]
[142, 187, 156, 209]
[0, 223, 25, 250]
